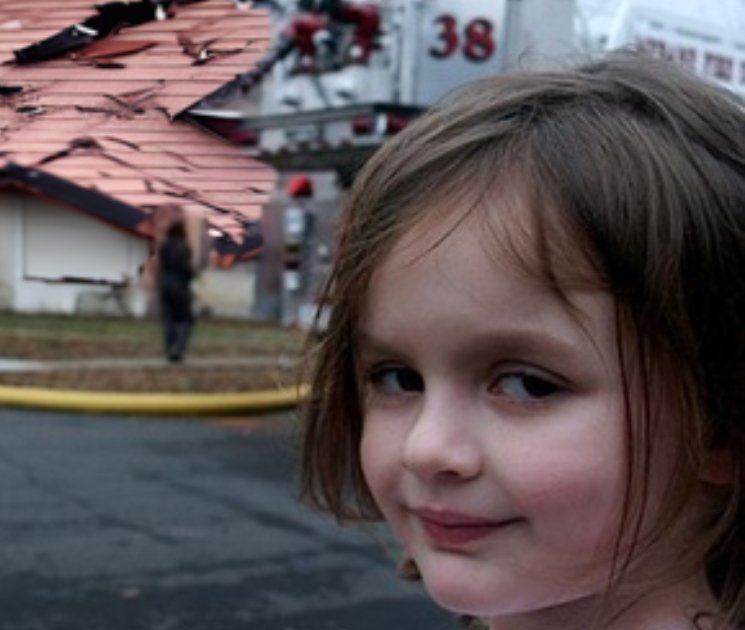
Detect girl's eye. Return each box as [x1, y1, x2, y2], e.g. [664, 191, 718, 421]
[492, 372, 562, 404]
[368, 366, 424, 394]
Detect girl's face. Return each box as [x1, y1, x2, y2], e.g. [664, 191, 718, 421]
[357, 196, 630, 623]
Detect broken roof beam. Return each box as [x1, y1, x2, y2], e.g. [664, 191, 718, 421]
[13, 1, 177, 64]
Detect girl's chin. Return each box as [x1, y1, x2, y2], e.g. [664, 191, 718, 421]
[416, 560, 517, 618]
[416, 555, 595, 621]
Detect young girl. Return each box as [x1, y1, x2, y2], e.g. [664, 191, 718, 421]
[298, 51, 745, 630]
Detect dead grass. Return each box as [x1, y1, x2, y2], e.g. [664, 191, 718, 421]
[0, 366, 299, 393]
[0, 312, 307, 392]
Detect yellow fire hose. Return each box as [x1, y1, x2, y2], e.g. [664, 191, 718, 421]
[0, 384, 309, 416]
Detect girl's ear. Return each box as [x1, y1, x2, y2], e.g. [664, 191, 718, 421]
[702, 447, 735, 486]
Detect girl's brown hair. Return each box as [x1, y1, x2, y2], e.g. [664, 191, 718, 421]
[299, 51, 745, 623]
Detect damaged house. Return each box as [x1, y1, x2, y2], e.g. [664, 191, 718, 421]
[0, 0, 274, 317]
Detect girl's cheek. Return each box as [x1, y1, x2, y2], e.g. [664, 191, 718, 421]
[512, 462, 624, 553]
[359, 419, 395, 495]
[360, 416, 412, 529]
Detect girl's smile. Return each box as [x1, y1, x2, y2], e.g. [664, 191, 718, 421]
[414, 507, 522, 550]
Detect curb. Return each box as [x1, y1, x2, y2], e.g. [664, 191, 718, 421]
[0, 384, 309, 416]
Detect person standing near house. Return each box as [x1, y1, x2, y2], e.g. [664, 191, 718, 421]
[157, 218, 194, 362]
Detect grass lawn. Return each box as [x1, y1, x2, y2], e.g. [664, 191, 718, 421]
[0, 312, 308, 392]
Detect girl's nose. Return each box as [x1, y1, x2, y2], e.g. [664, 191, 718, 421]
[402, 396, 482, 480]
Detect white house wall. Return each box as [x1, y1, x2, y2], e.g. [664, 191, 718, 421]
[23, 196, 143, 283]
[193, 262, 256, 319]
[0, 191, 257, 318]
[0, 191, 21, 309]
[12, 195, 150, 314]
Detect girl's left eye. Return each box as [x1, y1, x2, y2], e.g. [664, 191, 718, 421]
[491, 371, 562, 404]
[367, 366, 424, 395]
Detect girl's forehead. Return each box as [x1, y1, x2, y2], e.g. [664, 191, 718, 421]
[395, 183, 528, 250]
[363, 193, 620, 375]
[376, 181, 604, 298]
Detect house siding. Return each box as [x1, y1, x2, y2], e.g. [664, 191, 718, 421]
[10, 195, 150, 314]
[0, 192, 21, 309]
[0, 192, 259, 318]
[193, 262, 257, 319]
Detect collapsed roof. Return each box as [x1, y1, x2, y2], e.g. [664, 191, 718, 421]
[0, 0, 275, 260]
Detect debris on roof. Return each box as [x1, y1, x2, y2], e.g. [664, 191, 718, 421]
[0, 0, 274, 259]
[13, 1, 176, 64]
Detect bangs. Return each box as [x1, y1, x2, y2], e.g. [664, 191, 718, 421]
[475, 173, 609, 298]
[390, 158, 609, 306]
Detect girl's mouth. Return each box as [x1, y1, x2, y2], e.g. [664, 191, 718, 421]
[415, 508, 516, 549]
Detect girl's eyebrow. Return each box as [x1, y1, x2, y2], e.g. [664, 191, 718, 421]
[354, 330, 401, 356]
[355, 326, 593, 365]
[458, 331, 588, 366]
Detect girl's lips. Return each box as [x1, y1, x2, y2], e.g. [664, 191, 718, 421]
[415, 508, 515, 549]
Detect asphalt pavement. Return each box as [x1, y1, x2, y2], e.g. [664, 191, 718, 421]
[0, 407, 460, 630]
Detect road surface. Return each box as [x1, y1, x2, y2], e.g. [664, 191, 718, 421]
[0, 408, 459, 630]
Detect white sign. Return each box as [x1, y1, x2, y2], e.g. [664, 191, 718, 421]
[609, 4, 745, 96]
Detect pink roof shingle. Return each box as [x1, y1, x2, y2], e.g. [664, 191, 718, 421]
[0, 0, 274, 253]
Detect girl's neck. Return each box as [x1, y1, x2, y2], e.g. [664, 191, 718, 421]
[487, 573, 720, 630]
